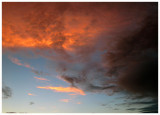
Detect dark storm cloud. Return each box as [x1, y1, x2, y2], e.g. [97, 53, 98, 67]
[55, 3, 158, 98]
[2, 86, 12, 99]
[103, 11, 158, 97]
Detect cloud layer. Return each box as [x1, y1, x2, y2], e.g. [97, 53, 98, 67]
[3, 2, 158, 110]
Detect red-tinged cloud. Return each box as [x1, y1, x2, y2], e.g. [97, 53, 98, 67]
[28, 93, 35, 96]
[9, 56, 22, 66]
[37, 86, 85, 95]
[77, 102, 81, 104]
[9, 56, 34, 70]
[3, 2, 158, 103]
[60, 99, 70, 103]
[34, 77, 50, 81]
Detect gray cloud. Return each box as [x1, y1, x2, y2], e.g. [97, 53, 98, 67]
[2, 86, 12, 99]
[29, 102, 34, 105]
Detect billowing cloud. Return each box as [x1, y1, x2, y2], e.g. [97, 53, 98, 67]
[3, 2, 158, 107]
[37, 86, 85, 95]
[34, 76, 50, 81]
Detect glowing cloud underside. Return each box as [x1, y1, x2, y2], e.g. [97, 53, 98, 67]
[37, 86, 85, 95]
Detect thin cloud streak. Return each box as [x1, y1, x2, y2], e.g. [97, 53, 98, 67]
[9, 56, 34, 70]
[34, 76, 50, 81]
[37, 86, 86, 95]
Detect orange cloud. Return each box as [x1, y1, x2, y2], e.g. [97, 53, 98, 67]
[60, 99, 69, 103]
[28, 93, 34, 96]
[2, 3, 105, 54]
[3, 37, 53, 48]
[9, 56, 34, 70]
[37, 86, 85, 95]
[34, 77, 50, 81]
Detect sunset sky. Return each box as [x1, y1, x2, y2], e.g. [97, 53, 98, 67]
[2, 2, 158, 113]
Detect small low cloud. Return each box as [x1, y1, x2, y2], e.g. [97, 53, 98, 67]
[29, 102, 34, 105]
[2, 86, 12, 99]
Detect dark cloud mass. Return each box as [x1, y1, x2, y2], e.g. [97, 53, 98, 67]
[2, 86, 12, 99]
[105, 13, 158, 97]
[2, 2, 158, 112]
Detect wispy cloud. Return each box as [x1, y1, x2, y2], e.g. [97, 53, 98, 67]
[9, 56, 34, 70]
[8, 57, 50, 80]
[37, 86, 85, 95]
[60, 99, 70, 103]
[34, 76, 50, 81]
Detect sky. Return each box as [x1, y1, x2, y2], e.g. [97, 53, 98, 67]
[2, 2, 158, 113]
